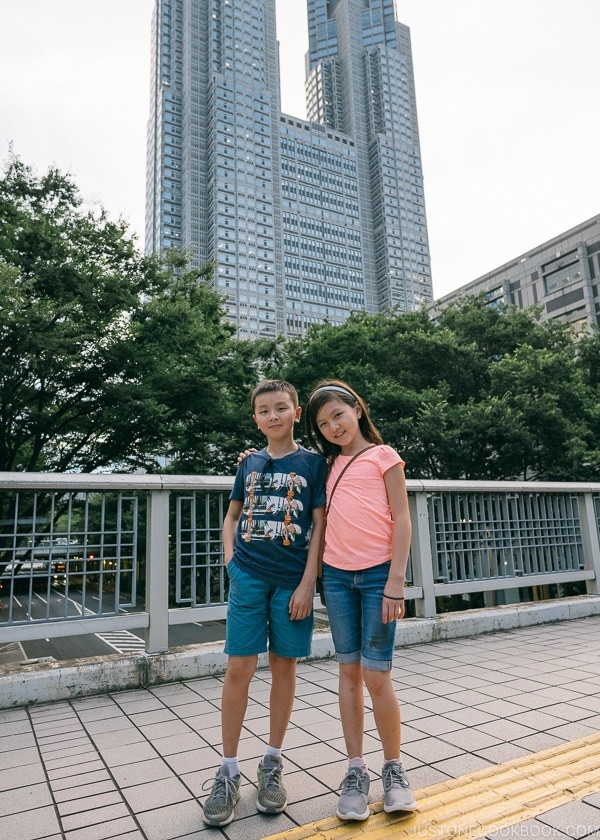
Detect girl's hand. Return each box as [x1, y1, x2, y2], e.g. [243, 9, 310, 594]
[236, 447, 257, 466]
[382, 587, 405, 624]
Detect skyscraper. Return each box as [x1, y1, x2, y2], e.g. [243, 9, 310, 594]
[146, 0, 432, 338]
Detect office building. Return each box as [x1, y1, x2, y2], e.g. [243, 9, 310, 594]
[146, 0, 432, 337]
[429, 215, 600, 333]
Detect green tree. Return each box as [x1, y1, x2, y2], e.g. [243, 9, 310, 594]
[278, 298, 600, 481]
[136, 256, 278, 474]
[488, 343, 600, 480]
[0, 155, 260, 476]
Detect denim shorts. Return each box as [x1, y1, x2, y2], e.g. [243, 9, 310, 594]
[224, 560, 313, 658]
[322, 561, 395, 671]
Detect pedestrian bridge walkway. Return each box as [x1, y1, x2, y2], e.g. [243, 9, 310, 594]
[2, 616, 600, 840]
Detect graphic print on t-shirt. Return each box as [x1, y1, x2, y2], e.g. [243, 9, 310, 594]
[241, 468, 308, 546]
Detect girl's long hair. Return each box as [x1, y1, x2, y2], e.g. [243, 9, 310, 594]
[306, 379, 384, 459]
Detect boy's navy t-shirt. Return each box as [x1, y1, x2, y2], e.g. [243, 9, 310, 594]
[229, 446, 326, 589]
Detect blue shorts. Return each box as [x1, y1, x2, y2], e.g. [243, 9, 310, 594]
[322, 561, 396, 671]
[224, 560, 313, 658]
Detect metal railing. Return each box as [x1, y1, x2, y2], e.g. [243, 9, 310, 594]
[1, 473, 599, 656]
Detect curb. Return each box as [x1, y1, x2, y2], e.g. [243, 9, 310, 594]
[2, 596, 600, 709]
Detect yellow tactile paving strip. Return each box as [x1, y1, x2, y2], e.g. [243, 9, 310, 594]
[265, 732, 600, 840]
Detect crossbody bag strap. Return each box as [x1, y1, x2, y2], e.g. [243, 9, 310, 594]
[326, 444, 376, 518]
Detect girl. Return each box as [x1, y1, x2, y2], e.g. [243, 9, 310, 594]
[306, 379, 416, 821]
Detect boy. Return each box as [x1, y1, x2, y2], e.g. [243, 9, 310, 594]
[202, 379, 326, 827]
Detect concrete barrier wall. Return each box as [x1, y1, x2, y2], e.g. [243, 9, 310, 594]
[2, 595, 600, 709]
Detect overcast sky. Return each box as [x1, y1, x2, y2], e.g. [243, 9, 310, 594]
[1, 0, 598, 299]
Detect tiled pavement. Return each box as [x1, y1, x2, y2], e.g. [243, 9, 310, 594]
[2, 616, 600, 840]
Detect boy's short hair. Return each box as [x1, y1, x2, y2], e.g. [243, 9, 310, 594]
[251, 379, 299, 412]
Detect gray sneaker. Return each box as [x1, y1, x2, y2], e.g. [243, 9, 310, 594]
[336, 767, 370, 820]
[382, 761, 417, 812]
[256, 755, 287, 813]
[202, 766, 241, 826]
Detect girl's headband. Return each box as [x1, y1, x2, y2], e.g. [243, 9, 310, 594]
[309, 385, 356, 403]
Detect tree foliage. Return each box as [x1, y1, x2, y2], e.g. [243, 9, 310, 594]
[3, 156, 600, 482]
[0, 156, 263, 475]
[278, 299, 600, 481]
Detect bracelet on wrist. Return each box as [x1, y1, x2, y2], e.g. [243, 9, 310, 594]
[383, 594, 404, 601]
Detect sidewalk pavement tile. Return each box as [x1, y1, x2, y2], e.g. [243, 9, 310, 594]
[0, 616, 599, 839]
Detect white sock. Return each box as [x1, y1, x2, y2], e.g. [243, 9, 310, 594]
[263, 745, 282, 762]
[349, 756, 368, 772]
[383, 757, 401, 768]
[222, 756, 241, 776]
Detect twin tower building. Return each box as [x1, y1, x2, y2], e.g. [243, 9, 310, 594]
[145, 0, 433, 338]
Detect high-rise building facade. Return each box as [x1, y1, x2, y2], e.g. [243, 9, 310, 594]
[146, 0, 432, 337]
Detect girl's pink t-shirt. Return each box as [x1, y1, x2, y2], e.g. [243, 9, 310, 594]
[323, 444, 405, 570]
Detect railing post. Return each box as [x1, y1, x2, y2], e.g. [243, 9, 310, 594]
[409, 490, 437, 618]
[578, 493, 600, 595]
[145, 489, 170, 653]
